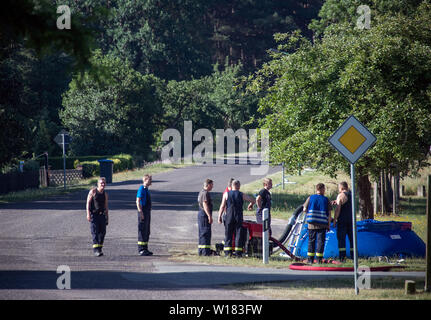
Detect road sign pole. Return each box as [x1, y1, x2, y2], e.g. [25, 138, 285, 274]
[62, 134, 66, 190]
[262, 208, 269, 264]
[328, 115, 376, 295]
[282, 162, 285, 190]
[425, 175, 431, 292]
[351, 163, 359, 295]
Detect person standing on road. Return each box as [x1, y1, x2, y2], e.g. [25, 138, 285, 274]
[86, 177, 109, 257]
[332, 181, 354, 262]
[197, 179, 214, 256]
[136, 174, 153, 256]
[217, 180, 255, 257]
[221, 178, 234, 226]
[224, 178, 234, 195]
[255, 178, 273, 233]
[303, 183, 331, 264]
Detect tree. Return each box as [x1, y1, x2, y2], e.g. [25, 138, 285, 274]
[309, 0, 424, 36]
[0, 0, 103, 169]
[153, 63, 258, 149]
[96, 0, 213, 80]
[210, 0, 323, 73]
[248, 2, 431, 219]
[60, 50, 164, 157]
[0, 45, 40, 168]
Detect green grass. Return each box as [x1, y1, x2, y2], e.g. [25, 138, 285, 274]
[170, 243, 424, 271]
[399, 165, 431, 196]
[239, 169, 350, 220]
[0, 177, 99, 203]
[228, 277, 431, 300]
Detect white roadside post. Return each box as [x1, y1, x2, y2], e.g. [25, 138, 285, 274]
[262, 208, 269, 264]
[328, 115, 376, 295]
[54, 130, 71, 190]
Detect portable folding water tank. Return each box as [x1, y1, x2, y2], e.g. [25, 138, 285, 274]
[295, 219, 425, 259]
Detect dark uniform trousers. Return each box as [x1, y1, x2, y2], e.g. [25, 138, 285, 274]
[91, 212, 106, 252]
[138, 210, 151, 252]
[337, 191, 354, 261]
[224, 190, 245, 256]
[198, 209, 212, 256]
[337, 223, 354, 260]
[224, 218, 244, 256]
[308, 228, 326, 262]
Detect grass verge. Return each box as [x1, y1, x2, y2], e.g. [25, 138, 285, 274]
[227, 277, 431, 300]
[169, 245, 424, 271]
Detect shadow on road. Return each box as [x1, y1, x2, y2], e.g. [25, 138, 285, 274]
[0, 189, 204, 212]
[0, 269, 304, 290]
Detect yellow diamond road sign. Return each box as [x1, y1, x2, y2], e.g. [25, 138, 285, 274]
[328, 115, 376, 164]
[338, 126, 366, 154]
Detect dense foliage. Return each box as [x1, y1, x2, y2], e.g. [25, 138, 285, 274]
[1, 0, 322, 169]
[248, 1, 431, 217]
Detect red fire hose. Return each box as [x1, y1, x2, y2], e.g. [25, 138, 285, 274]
[289, 263, 406, 272]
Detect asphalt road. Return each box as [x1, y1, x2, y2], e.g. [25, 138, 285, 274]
[0, 161, 424, 300]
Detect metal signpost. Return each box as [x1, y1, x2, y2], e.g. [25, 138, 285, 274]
[328, 115, 376, 295]
[54, 130, 71, 190]
[426, 175, 431, 292]
[262, 208, 270, 264]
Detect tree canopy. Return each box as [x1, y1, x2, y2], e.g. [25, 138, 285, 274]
[248, 1, 431, 217]
[1, 0, 325, 170]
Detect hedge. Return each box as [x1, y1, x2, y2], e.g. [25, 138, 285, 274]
[40, 154, 135, 170]
[74, 154, 135, 178]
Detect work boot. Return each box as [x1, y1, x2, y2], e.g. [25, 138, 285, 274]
[139, 249, 153, 256]
[307, 257, 314, 264]
[232, 252, 243, 258]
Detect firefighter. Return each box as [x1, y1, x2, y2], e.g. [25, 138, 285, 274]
[332, 181, 354, 262]
[217, 180, 255, 257]
[197, 179, 214, 256]
[86, 177, 109, 257]
[303, 183, 331, 264]
[256, 178, 273, 234]
[136, 174, 153, 256]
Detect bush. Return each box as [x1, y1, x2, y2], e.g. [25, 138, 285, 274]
[80, 161, 100, 178]
[74, 154, 135, 177]
[109, 154, 134, 172]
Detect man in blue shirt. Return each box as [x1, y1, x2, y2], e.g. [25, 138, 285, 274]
[136, 174, 153, 256]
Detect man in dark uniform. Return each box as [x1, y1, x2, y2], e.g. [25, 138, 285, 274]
[197, 179, 213, 256]
[217, 180, 255, 257]
[256, 178, 272, 234]
[136, 174, 153, 256]
[332, 181, 354, 262]
[86, 177, 109, 257]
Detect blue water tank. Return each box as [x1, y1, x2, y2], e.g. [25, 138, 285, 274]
[295, 219, 425, 258]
